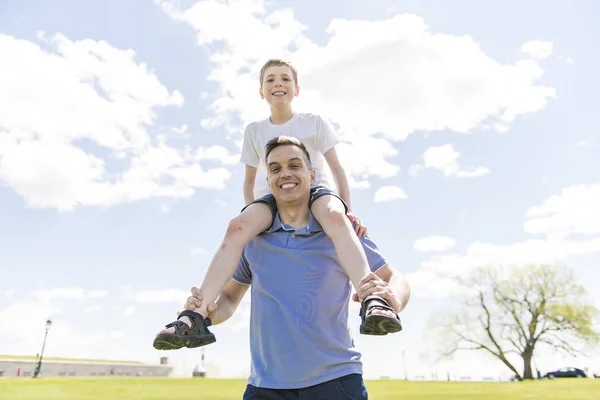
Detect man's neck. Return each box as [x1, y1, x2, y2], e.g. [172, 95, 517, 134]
[277, 202, 310, 230]
[269, 106, 294, 125]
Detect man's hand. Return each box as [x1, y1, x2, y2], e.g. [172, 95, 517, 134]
[183, 287, 219, 318]
[351, 273, 401, 312]
[346, 211, 368, 237]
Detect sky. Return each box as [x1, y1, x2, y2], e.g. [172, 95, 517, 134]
[1, 0, 599, 380]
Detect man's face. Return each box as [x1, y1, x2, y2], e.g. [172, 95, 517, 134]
[266, 145, 315, 205]
[260, 65, 299, 107]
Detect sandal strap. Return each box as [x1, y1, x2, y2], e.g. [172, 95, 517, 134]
[360, 297, 399, 319]
[178, 309, 212, 327]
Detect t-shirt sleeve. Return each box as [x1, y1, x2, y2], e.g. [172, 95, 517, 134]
[359, 235, 389, 273]
[232, 251, 252, 285]
[316, 115, 341, 154]
[240, 124, 260, 168]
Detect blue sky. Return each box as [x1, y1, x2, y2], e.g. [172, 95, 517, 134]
[1, 0, 599, 379]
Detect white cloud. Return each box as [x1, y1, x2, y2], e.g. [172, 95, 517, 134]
[421, 144, 490, 178]
[190, 246, 206, 256]
[159, 202, 171, 213]
[374, 186, 407, 203]
[87, 290, 108, 298]
[0, 300, 60, 335]
[414, 236, 456, 253]
[521, 40, 554, 60]
[160, 1, 555, 186]
[5, 289, 16, 297]
[412, 182, 600, 298]
[36, 288, 85, 301]
[524, 183, 600, 237]
[85, 305, 102, 314]
[412, 236, 600, 298]
[0, 34, 232, 211]
[134, 289, 189, 304]
[195, 145, 239, 165]
[123, 306, 136, 316]
[577, 140, 588, 147]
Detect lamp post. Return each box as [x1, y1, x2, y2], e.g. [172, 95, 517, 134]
[33, 320, 52, 378]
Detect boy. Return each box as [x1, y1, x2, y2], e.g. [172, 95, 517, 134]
[153, 59, 401, 350]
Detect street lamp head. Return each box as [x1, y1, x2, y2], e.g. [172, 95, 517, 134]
[46, 320, 52, 329]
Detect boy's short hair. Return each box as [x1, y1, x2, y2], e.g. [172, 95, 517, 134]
[265, 136, 312, 169]
[259, 59, 299, 86]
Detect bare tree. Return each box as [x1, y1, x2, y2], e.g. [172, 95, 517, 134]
[438, 265, 599, 380]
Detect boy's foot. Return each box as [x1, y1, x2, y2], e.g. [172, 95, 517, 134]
[359, 296, 402, 335]
[153, 310, 216, 350]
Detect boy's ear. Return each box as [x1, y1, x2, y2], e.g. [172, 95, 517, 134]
[295, 85, 300, 97]
[259, 86, 265, 99]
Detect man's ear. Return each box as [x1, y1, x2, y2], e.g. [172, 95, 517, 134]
[310, 168, 316, 184]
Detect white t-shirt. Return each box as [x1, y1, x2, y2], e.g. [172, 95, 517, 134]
[240, 113, 340, 198]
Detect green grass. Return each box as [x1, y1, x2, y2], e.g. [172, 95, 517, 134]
[0, 378, 598, 400]
[0, 355, 142, 364]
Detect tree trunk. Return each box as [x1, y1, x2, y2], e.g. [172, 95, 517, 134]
[522, 349, 534, 380]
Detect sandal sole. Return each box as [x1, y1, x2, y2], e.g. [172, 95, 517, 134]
[153, 333, 216, 350]
[360, 315, 402, 336]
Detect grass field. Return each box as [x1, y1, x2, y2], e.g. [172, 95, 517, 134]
[0, 378, 598, 400]
[0, 355, 142, 364]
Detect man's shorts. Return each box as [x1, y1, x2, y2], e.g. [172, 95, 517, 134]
[242, 373, 368, 400]
[241, 185, 348, 220]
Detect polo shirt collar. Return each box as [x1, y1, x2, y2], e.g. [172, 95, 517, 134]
[268, 212, 323, 234]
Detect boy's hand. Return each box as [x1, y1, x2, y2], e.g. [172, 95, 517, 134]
[346, 211, 368, 237]
[183, 287, 219, 317]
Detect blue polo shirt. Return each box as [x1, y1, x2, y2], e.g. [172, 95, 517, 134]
[232, 211, 388, 389]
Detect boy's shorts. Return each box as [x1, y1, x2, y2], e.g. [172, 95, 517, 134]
[241, 185, 348, 220]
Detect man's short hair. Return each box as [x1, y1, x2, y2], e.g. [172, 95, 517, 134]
[265, 136, 312, 168]
[259, 59, 299, 86]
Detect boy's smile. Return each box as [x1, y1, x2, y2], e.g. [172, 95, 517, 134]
[260, 65, 299, 107]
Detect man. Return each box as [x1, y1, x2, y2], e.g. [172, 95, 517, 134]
[156, 136, 410, 399]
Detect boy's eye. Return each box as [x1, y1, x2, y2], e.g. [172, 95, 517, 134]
[290, 164, 299, 169]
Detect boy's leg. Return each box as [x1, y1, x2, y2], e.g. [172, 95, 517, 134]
[197, 202, 271, 313]
[192, 201, 272, 318]
[310, 194, 370, 293]
[167, 201, 272, 332]
[311, 190, 401, 335]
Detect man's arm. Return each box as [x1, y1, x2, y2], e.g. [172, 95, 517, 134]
[353, 264, 411, 313]
[243, 165, 258, 205]
[188, 279, 249, 325]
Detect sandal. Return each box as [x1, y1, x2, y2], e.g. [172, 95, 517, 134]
[359, 296, 402, 335]
[153, 310, 216, 350]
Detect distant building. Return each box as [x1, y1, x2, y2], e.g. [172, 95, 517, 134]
[0, 356, 172, 378]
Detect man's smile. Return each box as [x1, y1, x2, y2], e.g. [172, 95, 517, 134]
[279, 182, 297, 190]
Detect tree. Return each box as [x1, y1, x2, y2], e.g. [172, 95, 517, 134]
[438, 265, 599, 380]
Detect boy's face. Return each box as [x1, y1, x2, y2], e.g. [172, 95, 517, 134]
[260, 65, 299, 107]
[266, 145, 315, 205]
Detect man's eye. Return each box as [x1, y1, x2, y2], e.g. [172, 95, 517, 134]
[271, 167, 280, 173]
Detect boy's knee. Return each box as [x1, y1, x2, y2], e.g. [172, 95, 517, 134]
[224, 216, 250, 241]
[315, 202, 348, 229]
